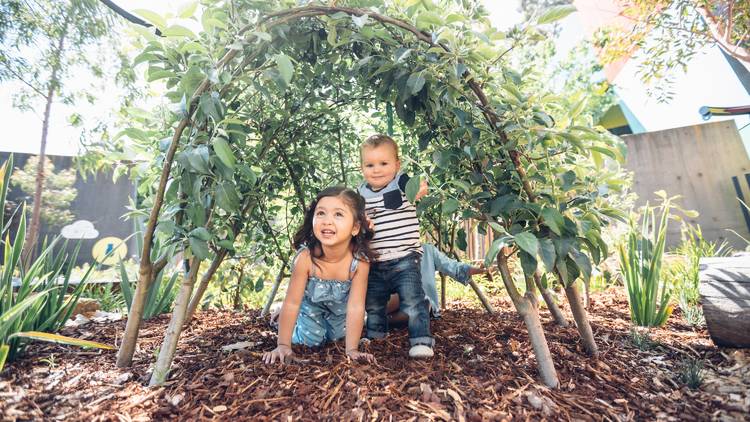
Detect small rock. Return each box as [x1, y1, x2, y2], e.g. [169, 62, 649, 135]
[115, 372, 132, 385]
[525, 392, 543, 409]
[221, 341, 259, 352]
[212, 405, 227, 413]
[169, 394, 184, 407]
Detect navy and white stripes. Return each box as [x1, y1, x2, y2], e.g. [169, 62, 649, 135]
[359, 173, 422, 262]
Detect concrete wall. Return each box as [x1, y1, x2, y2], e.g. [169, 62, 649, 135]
[624, 121, 750, 249]
[1, 152, 136, 266]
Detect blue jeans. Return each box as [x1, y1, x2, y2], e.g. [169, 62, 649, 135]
[366, 253, 434, 347]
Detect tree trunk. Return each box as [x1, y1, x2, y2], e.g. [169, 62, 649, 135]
[185, 250, 227, 324]
[117, 118, 191, 368]
[232, 265, 245, 311]
[440, 273, 447, 310]
[468, 278, 494, 314]
[260, 267, 287, 317]
[582, 276, 591, 309]
[150, 258, 202, 386]
[524, 275, 539, 309]
[117, 41, 241, 367]
[534, 272, 568, 328]
[22, 11, 72, 267]
[564, 280, 599, 357]
[498, 253, 559, 388]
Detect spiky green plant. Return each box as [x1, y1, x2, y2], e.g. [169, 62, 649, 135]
[619, 193, 680, 327]
[1, 156, 112, 372]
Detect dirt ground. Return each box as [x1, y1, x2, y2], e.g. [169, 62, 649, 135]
[1, 287, 748, 421]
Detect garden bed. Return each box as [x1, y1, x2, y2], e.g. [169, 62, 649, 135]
[1, 288, 748, 421]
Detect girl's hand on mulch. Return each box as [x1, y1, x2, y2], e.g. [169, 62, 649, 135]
[263, 345, 295, 364]
[346, 349, 376, 363]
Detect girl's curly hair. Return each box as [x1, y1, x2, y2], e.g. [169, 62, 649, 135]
[293, 186, 377, 263]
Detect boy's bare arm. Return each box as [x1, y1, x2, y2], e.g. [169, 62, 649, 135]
[414, 179, 428, 202]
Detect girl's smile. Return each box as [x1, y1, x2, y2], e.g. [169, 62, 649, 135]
[313, 196, 360, 247]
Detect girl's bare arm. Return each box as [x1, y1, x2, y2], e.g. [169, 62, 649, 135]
[277, 251, 310, 346]
[263, 251, 309, 364]
[344, 260, 374, 362]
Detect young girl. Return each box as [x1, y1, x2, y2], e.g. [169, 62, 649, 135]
[263, 187, 377, 364]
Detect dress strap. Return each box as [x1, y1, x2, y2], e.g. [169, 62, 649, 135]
[348, 255, 360, 280]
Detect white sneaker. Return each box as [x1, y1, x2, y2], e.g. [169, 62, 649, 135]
[409, 345, 434, 359]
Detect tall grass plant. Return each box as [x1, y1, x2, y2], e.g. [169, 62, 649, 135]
[1, 156, 112, 371]
[619, 193, 687, 327]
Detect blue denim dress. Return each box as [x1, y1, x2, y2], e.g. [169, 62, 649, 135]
[290, 249, 360, 347]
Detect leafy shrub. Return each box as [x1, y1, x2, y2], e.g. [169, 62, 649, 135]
[667, 225, 731, 327]
[81, 282, 125, 313]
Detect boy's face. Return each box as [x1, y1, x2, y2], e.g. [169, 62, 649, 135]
[361, 144, 400, 190]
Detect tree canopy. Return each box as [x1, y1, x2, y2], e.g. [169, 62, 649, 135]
[105, 0, 629, 387]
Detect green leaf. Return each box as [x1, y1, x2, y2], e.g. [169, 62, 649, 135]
[9, 332, 114, 350]
[416, 11, 444, 28]
[133, 9, 167, 29]
[519, 251, 538, 278]
[213, 138, 235, 169]
[488, 221, 507, 235]
[199, 93, 222, 122]
[406, 72, 426, 95]
[0, 345, 8, 372]
[189, 237, 210, 260]
[216, 182, 240, 212]
[514, 232, 539, 257]
[147, 69, 176, 82]
[178, 1, 198, 18]
[569, 248, 592, 281]
[485, 235, 512, 268]
[275, 54, 294, 85]
[441, 198, 459, 215]
[537, 5, 577, 25]
[156, 220, 176, 236]
[217, 240, 235, 250]
[538, 238, 556, 272]
[189, 227, 211, 241]
[162, 25, 198, 38]
[449, 180, 471, 193]
[187, 146, 210, 174]
[405, 175, 421, 203]
[683, 209, 699, 218]
[541, 207, 564, 236]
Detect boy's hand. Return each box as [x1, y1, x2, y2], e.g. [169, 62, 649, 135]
[415, 179, 429, 202]
[365, 216, 375, 232]
[263, 344, 295, 364]
[468, 263, 488, 276]
[346, 349, 376, 363]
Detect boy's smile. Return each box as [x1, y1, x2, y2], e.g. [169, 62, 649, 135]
[361, 144, 401, 190]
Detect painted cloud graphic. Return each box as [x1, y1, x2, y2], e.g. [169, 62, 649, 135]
[61, 220, 99, 239]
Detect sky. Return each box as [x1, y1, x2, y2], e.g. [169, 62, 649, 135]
[1, 0, 747, 157]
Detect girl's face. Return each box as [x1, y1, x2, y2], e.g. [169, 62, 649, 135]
[312, 196, 360, 248]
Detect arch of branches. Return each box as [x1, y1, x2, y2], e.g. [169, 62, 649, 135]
[115, 2, 626, 388]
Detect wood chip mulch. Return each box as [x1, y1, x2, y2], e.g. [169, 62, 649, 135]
[1, 288, 748, 421]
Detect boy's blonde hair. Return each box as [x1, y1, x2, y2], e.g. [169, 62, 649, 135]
[360, 134, 400, 161]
